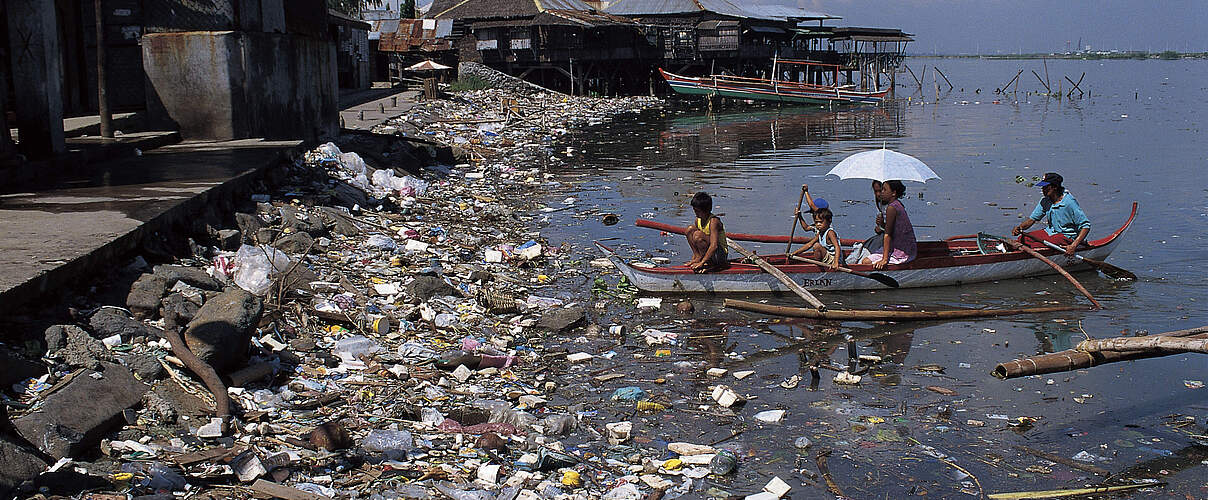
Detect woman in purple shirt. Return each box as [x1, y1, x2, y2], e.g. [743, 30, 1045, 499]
[861, 180, 917, 270]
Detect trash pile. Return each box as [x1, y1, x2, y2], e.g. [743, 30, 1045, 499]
[0, 88, 810, 499]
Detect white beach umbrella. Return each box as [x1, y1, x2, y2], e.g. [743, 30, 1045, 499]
[826, 148, 940, 183]
[406, 60, 452, 72]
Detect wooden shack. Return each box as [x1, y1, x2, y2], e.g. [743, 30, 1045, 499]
[427, 0, 660, 95]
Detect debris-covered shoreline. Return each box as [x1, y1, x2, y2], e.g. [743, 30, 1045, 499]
[0, 78, 737, 499]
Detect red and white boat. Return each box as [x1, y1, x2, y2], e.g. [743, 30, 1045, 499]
[597, 203, 1136, 293]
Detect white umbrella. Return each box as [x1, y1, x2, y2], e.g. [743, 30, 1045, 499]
[406, 60, 452, 72]
[826, 148, 940, 183]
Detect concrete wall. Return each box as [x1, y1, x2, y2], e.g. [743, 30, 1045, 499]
[142, 31, 337, 141]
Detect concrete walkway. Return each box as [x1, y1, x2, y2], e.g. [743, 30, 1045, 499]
[338, 89, 421, 131]
[0, 139, 302, 311]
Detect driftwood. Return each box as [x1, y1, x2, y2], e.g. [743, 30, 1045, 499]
[993, 326, 1208, 379]
[1077, 335, 1208, 354]
[161, 327, 231, 421]
[724, 298, 1083, 321]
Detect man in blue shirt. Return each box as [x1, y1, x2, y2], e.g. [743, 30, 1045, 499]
[1011, 172, 1091, 255]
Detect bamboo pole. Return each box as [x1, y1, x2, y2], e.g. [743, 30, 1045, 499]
[993, 326, 1208, 379]
[727, 241, 827, 311]
[999, 69, 1023, 93]
[1032, 70, 1051, 92]
[934, 66, 953, 90]
[1077, 335, 1208, 354]
[723, 298, 1082, 321]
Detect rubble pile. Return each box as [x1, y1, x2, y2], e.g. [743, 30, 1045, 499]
[0, 89, 809, 499]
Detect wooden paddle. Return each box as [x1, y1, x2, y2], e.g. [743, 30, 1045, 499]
[1035, 239, 1137, 280]
[727, 239, 827, 311]
[789, 255, 900, 288]
[980, 233, 1102, 309]
[785, 185, 808, 255]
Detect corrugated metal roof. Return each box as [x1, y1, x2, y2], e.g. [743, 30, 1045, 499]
[605, 0, 833, 21]
[747, 25, 784, 34]
[536, 0, 596, 11]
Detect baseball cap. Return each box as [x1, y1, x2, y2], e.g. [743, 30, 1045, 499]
[1035, 172, 1063, 188]
[809, 198, 829, 211]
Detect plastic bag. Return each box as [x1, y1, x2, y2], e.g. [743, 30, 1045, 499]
[362, 429, 414, 459]
[339, 152, 370, 178]
[233, 244, 290, 296]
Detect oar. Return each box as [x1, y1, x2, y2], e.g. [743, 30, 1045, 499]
[728, 239, 827, 311]
[789, 255, 900, 288]
[980, 233, 1102, 309]
[785, 186, 808, 255]
[1034, 239, 1137, 280]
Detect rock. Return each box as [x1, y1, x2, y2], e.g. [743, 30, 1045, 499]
[121, 354, 165, 381]
[537, 306, 586, 333]
[274, 265, 319, 300]
[153, 264, 223, 291]
[0, 407, 49, 494]
[13, 362, 148, 459]
[407, 276, 457, 301]
[126, 273, 170, 319]
[279, 206, 326, 237]
[183, 288, 263, 373]
[676, 301, 694, 314]
[44, 325, 113, 369]
[255, 227, 278, 246]
[273, 231, 314, 255]
[216, 229, 242, 251]
[89, 308, 156, 342]
[235, 213, 264, 244]
[159, 293, 200, 331]
[316, 206, 361, 236]
[0, 350, 44, 391]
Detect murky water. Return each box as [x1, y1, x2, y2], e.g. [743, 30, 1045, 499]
[539, 59, 1208, 497]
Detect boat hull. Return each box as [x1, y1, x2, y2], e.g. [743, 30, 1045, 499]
[600, 203, 1136, 293]
[600, 242, 1118, 293]
[660, 68, 887, 105]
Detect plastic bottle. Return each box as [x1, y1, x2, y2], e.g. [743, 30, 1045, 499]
[709, 449, 738, 475]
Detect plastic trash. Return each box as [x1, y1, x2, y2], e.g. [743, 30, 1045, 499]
[435, 350, 481, 370]
[709, 449, 738, 475]
[333, 335, 384, 363]
[541, 414, 577, 436]
[120, 462, 187, 492]
[754, 410, 786, 423]
[365, 234, 397, 250]
[362, 429, 414, 460]
[601, 483, 642, 500]
[420, 407, 445, 424]
[610, 386, 647, 401]
[233, 244, 291, 296]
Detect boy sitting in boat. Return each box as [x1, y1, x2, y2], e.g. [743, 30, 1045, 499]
[791, 188, 843, 269]
[685, 192, 729, 274]
[792, 207, 843, 269]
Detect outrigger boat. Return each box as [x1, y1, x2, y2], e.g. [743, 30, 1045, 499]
[659, 58, 889, 106]
[597, 203, 1136, 293]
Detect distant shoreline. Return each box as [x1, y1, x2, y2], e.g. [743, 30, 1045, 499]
[907, 51, 1208, 60]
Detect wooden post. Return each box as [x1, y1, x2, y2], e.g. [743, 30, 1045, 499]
[94, 0, 113, 138]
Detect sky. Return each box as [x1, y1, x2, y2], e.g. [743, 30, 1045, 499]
[785, 0, 1208, 54]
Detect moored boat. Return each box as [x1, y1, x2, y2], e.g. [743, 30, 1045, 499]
[598, 203, 1136, 293]
[659, 62, 889, 106]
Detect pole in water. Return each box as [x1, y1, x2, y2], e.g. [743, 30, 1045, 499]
[846, 337, 858, 372]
